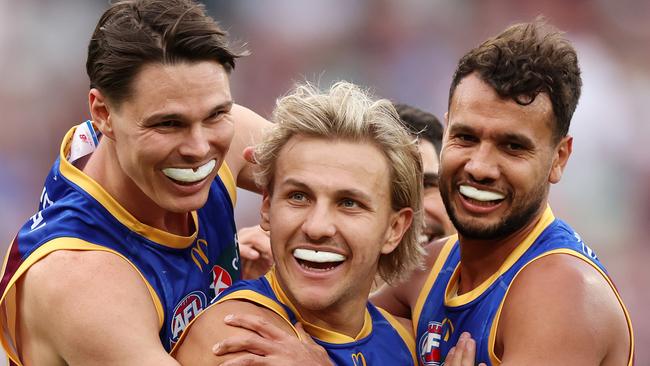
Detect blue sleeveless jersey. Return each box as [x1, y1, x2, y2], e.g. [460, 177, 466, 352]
[0, 125, 241, 365]
[413, 206, 634, 366]
[177, 269, 417, 365]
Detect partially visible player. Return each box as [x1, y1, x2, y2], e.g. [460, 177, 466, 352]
[372, 19, 634, 365]
[0, 1, 270, 365]
[173, 81, 425, 365]
[394, 103, 455, 242]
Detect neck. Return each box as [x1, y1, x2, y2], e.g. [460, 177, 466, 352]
[280, 276, 371, 339]
[82, 140, 191, 236]
[456, 206, 547, 294]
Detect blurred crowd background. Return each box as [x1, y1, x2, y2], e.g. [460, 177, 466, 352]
[1, 0, 648, 363]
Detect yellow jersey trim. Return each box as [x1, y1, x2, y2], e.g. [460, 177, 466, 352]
[170, 289, 301, 355]
[58, 126, 199, 249]
[266, 269, 374, 344]
[0, 238, 165, 366]
[376, 307, 417, 365]
[217, 162, 237, 207]
[445, 206, 555, 307]
[412, 235, 457, 335]
[488, 248, 635, 365]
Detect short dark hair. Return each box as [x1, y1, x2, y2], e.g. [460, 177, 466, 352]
[87, 0, 246, 105]
[393, 103, 443, 155]
[449, 18, 582, 142]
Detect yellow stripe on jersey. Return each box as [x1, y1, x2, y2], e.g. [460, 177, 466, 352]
[412, 235, 457, 336]
[376, 307, 417, 365]
[266, 269, 374, 344]
[445, 206, 555, 307]
[217, 161, 237, 206]
[59, 126, 198, 249]
[0, 237, 165, 366]
[487, 248, 635, 365]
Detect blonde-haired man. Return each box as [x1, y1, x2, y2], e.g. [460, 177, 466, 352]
[173, 81, 425, 365]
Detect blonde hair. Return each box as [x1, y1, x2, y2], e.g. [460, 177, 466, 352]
[255, 81, 424, 284]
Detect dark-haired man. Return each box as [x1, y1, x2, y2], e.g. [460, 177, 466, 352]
[372, 20, 634, 365]
[0, 0, 269, 365]
[394, 103, 454, 243]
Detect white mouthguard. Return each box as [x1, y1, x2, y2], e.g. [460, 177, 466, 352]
[162, 159, 216, 183]
[459, 185, 505, 202]
[293, 248, 346, 263]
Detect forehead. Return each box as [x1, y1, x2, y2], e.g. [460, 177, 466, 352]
[121, 61, 231, 115]
[418, 139, 438, 174]
[448, 73, 554, 142]
[273, 136, 392, 198]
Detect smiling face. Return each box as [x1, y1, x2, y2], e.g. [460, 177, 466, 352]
[440, 73, 571, 240]
[261, 136, 411, 323]
[96, 61, 234, 215]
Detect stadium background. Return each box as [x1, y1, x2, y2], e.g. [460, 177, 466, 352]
[0, 0, 648, 363]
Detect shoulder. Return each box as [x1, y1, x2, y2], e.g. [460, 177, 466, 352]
[497, 253, 630, 365]
[18, 249, 168, 364]
[174, 299, 295, 365]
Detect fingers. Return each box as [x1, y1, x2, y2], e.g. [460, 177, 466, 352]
[445, 332, 479, 366]
[238, 225, 272, 261]
[243, 146, 256, 164]
[294, 322, 318, 344]
[224, 313, 290, 341]
[213, 334, 270, 357]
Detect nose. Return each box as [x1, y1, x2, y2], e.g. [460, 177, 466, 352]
[464, 143, 499, 183]
[178, 124, 211, 161]
[301, 202, 336, 241]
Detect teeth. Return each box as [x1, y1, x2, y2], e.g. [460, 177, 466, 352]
[162, 160, 216, 183]
[293, 249, 346, 263]
[459, 185, 505, 202]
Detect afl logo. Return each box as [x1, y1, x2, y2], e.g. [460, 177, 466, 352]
[210, 265, 233, 298]
[170, 291, 207, 344]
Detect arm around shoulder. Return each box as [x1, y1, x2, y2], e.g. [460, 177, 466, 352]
[174, 299, 296, 365]
[497, 254, 632, 366]
[18, 250, 179, 366]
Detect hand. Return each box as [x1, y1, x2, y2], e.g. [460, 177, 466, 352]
[213, 313, 333, 366]
[238, 225, 274, 279]
[243, 146, 256, 164]
[444, 332, 487, 366]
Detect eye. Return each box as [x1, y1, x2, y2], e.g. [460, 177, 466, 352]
[289, 192, 307, 202]
[457, 133, 477, 142]
[504, 142, 527, 153]
[154, 120, 180, 128]
[340, 198, 359, 209]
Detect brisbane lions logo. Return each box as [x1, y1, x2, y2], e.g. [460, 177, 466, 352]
[418, 319, 454, 366]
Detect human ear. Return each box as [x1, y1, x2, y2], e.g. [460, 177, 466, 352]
[549, 136, 572, 184]
[88, 88, 115, 140]
[381, 208, 413, 255]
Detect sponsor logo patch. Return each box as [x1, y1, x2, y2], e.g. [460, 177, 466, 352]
[170, 291, 207, 345]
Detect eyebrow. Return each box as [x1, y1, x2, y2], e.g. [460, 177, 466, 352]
[449, 122, 535, 148]
[143, 100, 234, 123]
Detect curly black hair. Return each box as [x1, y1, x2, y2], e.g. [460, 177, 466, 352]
[449, 18, 582, 142]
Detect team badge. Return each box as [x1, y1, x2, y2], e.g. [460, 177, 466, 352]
[170, 290, 207, 345]
[419, 319, 453, 365]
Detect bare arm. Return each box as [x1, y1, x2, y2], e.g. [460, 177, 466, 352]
[18, 250, 179, 366]
[498, 254, 631, 366]
[174, 299, 296, 365]
[225, 104, 272, 193]
[370, 238, 447, 318]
